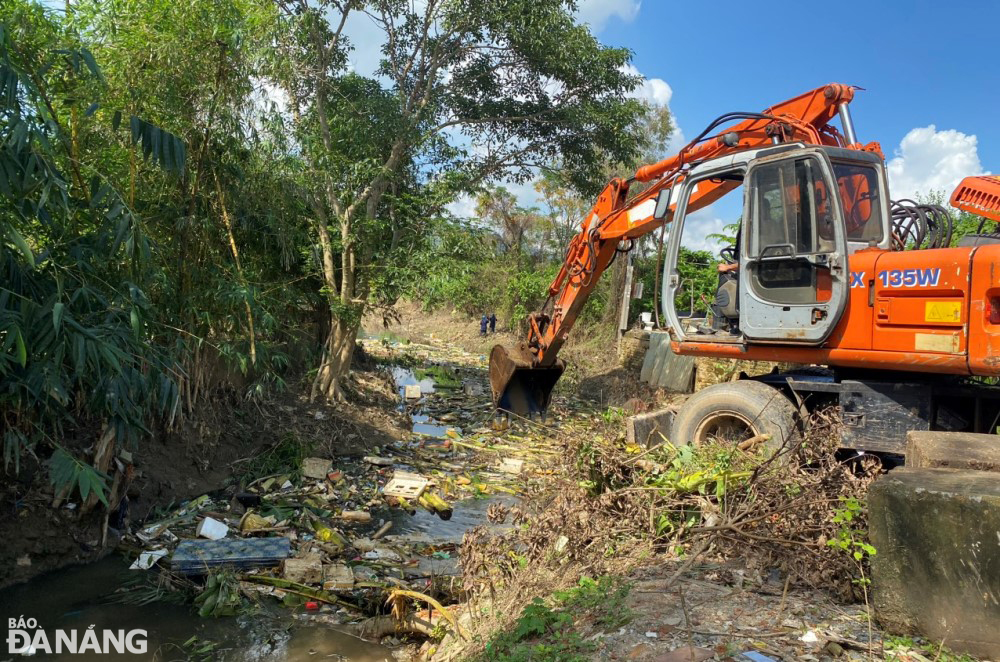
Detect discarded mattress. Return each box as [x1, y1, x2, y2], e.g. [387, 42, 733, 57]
[170, 537, 291, 574]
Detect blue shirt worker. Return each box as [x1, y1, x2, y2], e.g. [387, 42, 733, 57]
[480, 314, 489, 336]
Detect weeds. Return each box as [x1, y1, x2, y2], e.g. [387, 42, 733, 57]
[827, 496, 877, 656]
[239, 434, 313, 486]
[476, 576, 631, 662]
[884, 635, 978, 662]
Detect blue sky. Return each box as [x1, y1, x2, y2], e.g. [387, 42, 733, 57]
[574, 0, 996, 248]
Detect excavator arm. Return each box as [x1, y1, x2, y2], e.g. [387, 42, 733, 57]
[490, 83, 882, 416]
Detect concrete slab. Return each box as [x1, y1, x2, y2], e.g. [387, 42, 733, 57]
[627, 408, 675, 447]
[639, 331, 695, 393]
[906, 430, 1000, 472]
[869, 468, 1000, 658]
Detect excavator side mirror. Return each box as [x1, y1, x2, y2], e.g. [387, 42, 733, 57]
[653, 188, 672, 220]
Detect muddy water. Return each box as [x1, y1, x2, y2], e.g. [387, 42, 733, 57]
[0, 557, 393, 661]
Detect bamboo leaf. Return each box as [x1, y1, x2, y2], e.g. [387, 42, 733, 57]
[79, 48, 102, 80]
[129, 115, 141, 144]
[5, 227, 35, 267]
[14, 328, 26, 367]
[52, 302, 64, 332]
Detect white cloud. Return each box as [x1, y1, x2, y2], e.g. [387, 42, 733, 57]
[886, 125, 987, 201]
[576, 0, 641, 31]
[622, 63, 672, 108]
[620, 63, 685, 154]
[679, 206, 731, 254]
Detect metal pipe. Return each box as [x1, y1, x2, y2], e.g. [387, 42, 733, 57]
[838, 102, 858, 145]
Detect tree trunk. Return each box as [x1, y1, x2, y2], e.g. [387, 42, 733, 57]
[311, 315, 358, 402]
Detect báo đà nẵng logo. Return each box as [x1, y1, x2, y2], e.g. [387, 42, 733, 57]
[7, 617, 147, 655]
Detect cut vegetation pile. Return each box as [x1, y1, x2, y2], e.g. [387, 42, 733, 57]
[446, 415, 881, 659]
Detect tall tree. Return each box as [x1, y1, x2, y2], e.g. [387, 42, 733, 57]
[268, 0, 646, 401]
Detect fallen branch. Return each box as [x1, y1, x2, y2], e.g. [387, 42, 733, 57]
[387, 589, 467, 640]
[240, 574, 363, 611]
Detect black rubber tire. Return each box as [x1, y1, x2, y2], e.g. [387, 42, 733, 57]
[670, 380, 800, 450]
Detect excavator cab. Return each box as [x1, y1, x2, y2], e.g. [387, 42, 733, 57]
[660, 145, 890, 345]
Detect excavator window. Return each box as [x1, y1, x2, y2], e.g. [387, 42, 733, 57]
[832, 162, 884, 243]
[746, 157, 836, 305]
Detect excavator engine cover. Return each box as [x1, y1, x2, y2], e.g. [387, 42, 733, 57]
[489, 344, 564, 417]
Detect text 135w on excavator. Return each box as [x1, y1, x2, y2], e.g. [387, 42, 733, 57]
[489, 83, 1000, 453]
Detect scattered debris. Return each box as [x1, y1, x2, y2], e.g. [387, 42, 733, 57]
[497, 457, 524, 474]
[363, 455, 395, 466]
[301, 457, 332, 480]
[404, 384, 422, 399]
[383, 471, 428, 499]
[282, 553, 324, 585]
[171, 538, 291, 574]
[196, 516, 229, 540]
[129, 549, 168, 570]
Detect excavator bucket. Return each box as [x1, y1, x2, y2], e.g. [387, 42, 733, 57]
[489, 344, 565, 418]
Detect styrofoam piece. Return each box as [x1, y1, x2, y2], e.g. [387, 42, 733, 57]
[196, 516, 229, 540]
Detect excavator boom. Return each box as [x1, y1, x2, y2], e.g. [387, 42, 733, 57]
[489, 83, 884, 416]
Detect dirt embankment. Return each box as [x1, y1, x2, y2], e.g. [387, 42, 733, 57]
[0, 356, 408, 589]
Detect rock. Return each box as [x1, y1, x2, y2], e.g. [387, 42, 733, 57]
[628, 643, 654, 660]
[653, 646, 715, 662]
[905, 430, 1000, 472]
[869, 467, 1000, 659]
[822, 641, 845, 657]
[302, 457, 332, 480]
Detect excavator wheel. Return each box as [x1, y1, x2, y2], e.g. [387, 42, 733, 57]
[670, 380, 799, 453]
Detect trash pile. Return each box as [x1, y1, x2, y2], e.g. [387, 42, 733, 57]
[122, 340, 561, 643]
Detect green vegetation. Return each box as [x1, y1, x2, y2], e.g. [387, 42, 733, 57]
[0, 0, 650, 507]
[884, 635, 978, 662]
[477, 576, 632, 662]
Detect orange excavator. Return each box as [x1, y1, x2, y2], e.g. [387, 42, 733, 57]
[489, 83, 1000, 453]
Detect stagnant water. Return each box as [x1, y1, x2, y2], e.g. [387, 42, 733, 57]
[0, 556, 394, 661]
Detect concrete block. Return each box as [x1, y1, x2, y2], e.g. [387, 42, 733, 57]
[302, 457, 332, 480]
[282, 553, 324, 585]
[639, 331, 695, 393]
[869, 468, 1000, 658]
[626, 408, 675, 447]
[906, 430, 1000, 472]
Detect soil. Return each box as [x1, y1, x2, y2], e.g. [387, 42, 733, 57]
[0, 354, 409, 589]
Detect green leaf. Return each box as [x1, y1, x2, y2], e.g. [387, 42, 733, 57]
[79, 48, 102, 80]
[129, 115, 141, 144]
[52, 302, 64, 332]
[14, 328, 26, 367]
[5, 227, 35, 267]
[130, 308, 140, 336]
